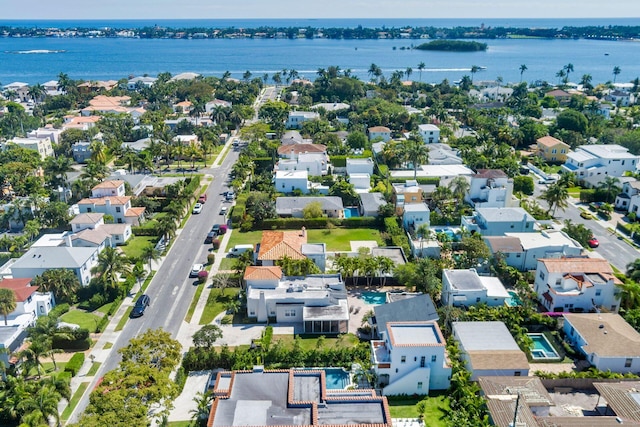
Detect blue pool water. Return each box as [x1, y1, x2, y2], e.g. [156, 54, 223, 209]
[344, 207, 360, 218]
[505, 291, 522, 307]
[324, 368, 351, 389]
[528, 333, 561, 360]
[361, 291, 386, 305]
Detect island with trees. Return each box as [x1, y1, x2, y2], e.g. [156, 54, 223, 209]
[415, 40, 488, 52]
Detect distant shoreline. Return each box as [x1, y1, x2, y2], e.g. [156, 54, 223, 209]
[1, 24, 639, 41]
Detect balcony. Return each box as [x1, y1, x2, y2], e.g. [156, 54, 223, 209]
[370, 340, 391, 369]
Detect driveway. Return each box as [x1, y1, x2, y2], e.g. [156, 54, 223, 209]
[168, 370, 211, 422]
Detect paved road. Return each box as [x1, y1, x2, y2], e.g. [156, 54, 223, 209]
[68, 140, 241, 423]
[533, 179, 640, 272]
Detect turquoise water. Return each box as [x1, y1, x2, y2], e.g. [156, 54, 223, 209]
[324, 368, 351, 389]
[361, 291, 386, 305]
[344, 207, 360, 218]
[505, 291, 522, 307]
[528, 333, 560, 360]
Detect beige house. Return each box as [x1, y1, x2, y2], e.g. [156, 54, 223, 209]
[537, 136, 570, 162]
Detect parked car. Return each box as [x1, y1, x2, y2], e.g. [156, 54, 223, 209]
[192, 203, 203, 214]
[198, 194, 207, 203]
[205, 231, 216, 244]
[225, 191, 236, 201]
[130, 294, 150, 318]
[220, 206, 228, 216]
[588, 237, 599, 248]
[228, 244, 253, 257]
[190, 263, 204, 277]
[580, 211, 593, 219]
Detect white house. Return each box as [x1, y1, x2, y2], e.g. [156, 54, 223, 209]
[368, 126, 392, 142]
[28, 127, 64, 145]
[127, 76, 157, 90]
[389, 164, 474, 180]
[91, 180, 126, 198]
[370, 321, 451, 396]
[276, 153, 328, 176]
[349, 173, 371, 191]
[418, 124, 440, 144]
[0, 278, 55, 367]
[562, 144, 639, 187]
[466, 169, 516, 209]
[426, 143, 463, 165]
[7, 136, 54, 160]
[605, 90, 632, 107]
[70, 212, 132, 246]
[10, 246, 100, 286]
[275, 197, 344, 218]
[564, 313, 640, 373]
[286, 111, 320, 129]
[453, 322, 529, 380]
[346, 158, 374, 175]
[534, 258, 622, 313]
[72, 141, 92, 163]
[615, 180, 640, 212]
[484, 230, 583, 271]
[274, 170, 310, 194]
[442, 269, 510, 307]
[461, 207, 536, 236]
[244, 266, 348, 334]
[3, 82, 30, 102]
[77, 180, 145, 225]
[402, 202, 430, 232]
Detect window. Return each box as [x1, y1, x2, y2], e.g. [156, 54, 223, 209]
[539, 271, 545, 280]
[420, 356, 426, 367]
[417, 382, 423, 390]
[87, 208, 92, 213]
[115, 207, 121, 213]
[285, 309, 296, 317]
[626, 358, 633, 368]
[596, 289, 602, 296]
[552, 149, 557, 154]
[431, 355, 437, 362]
[401, 356, 406, 363]
[249, 311, 255, 316]
[555, 279, 562, 286]
[514, 371, 521, 376]
[476, 297, 481, 302]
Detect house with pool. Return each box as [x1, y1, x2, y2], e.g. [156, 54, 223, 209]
[244, 266, 349, 334]
[442, 269, 510, 307]
[370, 321, 451, 396]
[533, 258, 622, 313]
[452, 322, 529, 380]
[564, 313, 640, 374]
[207, 368, 392, 427]
[461, 207, 536, 237]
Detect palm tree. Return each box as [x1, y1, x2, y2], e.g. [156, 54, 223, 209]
[598, 176, 621, 203]
[91, 247, 132, 291]
[556, 69, 566, 85]
[405, 67, 413, 80]
[449, 176, 470, 206]
[519, 64, 527, 82]
[541, 182, 569, 216]
[0, 288, 16, 325]
[617, 280, 640, 310]
[189, 100, 205, 127]
[156, 216, 177, 243]
[27, 84, 45, 105]
[417, 62, 426, 81]
[89, 140, 107, 165]
[626, 259, 640, 282]
[242, 70, 252, 82]
[17, 384, 61, 427]
[401, 133, 429, 178]
[18, 340, 49, 379]
[581, 74, 593, 90]
[43, 155, 73, 190]
[141, 244, 161, 271]
[190, 391, 213, 427]
[613, 66, 622, 83]
[563, 63, 574, 83]
[470, 65, 481, 84]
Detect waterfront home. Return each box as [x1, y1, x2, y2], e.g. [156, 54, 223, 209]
[484, 230, 583, 271]
[286, 111, 320, 129]
[6, 136, 54, 160]
[0, 278, 55, 368]
[81, 95, 131, 116]
[370, 321, 451, 395]
[244, 266, 347, 333]
[453, 322, 529, 380]
[78, 80, 118, 93]
[461, 207, 536, 236]
[10, 246, 100, 286]
[536, 136, 570, 163]
[126, 76, 157, 90]
[275, 196, 344, 218]
[605, 90, 632, 107]
[207, 369, 392, 427]
[418, 124, 440, 144]
[562, 144, 639, 187]
[545, 89, 572, 103]
[3, 82, 30, 102]
[466, 169, 516, 209]
[256, 230, 326, 272]
[533, 258, 622, 313]
[442, 269, 510, 307]
[358, 192, 386, 217]
[367, 126, 391, 142]
[564, 313, 640, 373]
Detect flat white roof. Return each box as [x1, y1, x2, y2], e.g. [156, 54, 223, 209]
[388, 323, 441, 346]
[505, 231, 581, 250]
[453, 321, 520, 351]
[390, 164, 474, 178]
[418, 124, 439, 131]
[275, 170, 308, 179]
[567, 151, 594, 162]
[479, 277, 510, 299]
[580, 144, 637, 160]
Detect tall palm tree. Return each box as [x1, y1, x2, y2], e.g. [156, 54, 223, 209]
[613, 66, 622, 83]
[17, 384, 61, 427]
[598, 176, 621, 203]
[0, 288, 16, 325]
[401, 133, 429, 178]
[91, 247, 132, 291]
[27, 84, 45, 105]
[470, 65, 481, 84]
[519, 64, 527, 82]
[563, 63, 574, 83]
[581, 74, 593, 90]
[156, 216, 177, 243]
[89, 140, 107, 165]
[141, 244, 161, 271]
[617, 280, 640, 310]
[18, 340, 49, 379]
[449, 176, 470, 206]
[417, 62, 426, 81]
[190, 391, 213, 427]
[405, 67, 413, 80]
[541, 182, 569, 216]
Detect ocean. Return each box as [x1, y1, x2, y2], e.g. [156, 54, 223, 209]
[1, 18, 640, 85]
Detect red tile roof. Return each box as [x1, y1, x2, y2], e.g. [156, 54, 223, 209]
[0, 278, 39, 302]
[257, 231, 307, 261]
[243, 266, 283, 281]
[92, 180, 124, 190]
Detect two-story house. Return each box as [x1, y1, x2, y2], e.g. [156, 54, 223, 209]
[286, 111, 320, 129]
[276, 153, 328, 176]
[368, 126, 392, 142]
[536, 136, 570, 163]
[0, 278, 55, 367]
[562, 144, 639, 187]
[606, 90, 632, 107]
[442, 269, 510, 307]
[7, 136, 54, 160]
[10, 246, 100, 286]
[392, 180, 423, 214]
[466, 169, 516, 208]
[370, 321, 451, 396]
[615, 180, 640, 212]
[244, 266, 348, 334]
[77, 180, 145, 225]
[70, 212, 132, 246]
[274, 170, 310, 194]
[534, 258, 622, 313]
[461, 207, 536, 236]
[402, 202, 430, 233]
[418, 124, 440, 144]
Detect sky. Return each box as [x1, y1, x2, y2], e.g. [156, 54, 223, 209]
[2, 0, 640, 20]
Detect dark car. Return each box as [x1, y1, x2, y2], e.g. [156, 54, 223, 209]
[130, 294, 150, 318]
[205, 231, 217, 244]
[211, 224, 221, 235]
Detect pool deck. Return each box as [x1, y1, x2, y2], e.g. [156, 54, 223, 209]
[346, 286, 406, 337]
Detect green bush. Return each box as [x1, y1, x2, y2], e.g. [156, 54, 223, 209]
[53, 327, 92, 350]
[50, 303, 70, 318]
[57, 371, 72, 384]
[384, 217, 402, 235]
[207, 253, 216, 264]
[580, 189, 597, 203]
[131, 224, 159, 236]
[513, 175, 534, 195]
[65, 352, 86, 376]
[95, 316, 109, 333]
[256, 217, 379, 230]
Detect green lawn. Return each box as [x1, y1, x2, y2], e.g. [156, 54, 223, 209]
[103, 342, 113, 350]
[168, 422, 193, 427]
[95, 302, 114, 315]
[185, 283, 205, 323]
[199, 288, 240, 325]
[227, 228, 383, 252]
[567, 186, 581, 197]
[272, 333, 360, 351]
[387, 393, 449, 426]
[60, 309, 102, 331]
[121, 235, 159, 260]
[219, 257, 236, 271]
[115, 307, 133, 331]
[62, 382, 89, 421]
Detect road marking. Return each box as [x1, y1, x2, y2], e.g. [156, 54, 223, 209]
[172, 285, 179, 296]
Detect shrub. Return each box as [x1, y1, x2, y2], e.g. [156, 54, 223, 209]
[384, 217, 402, 235]
[198, 270, 209, 283]
[240, 220, 254, 232]
[57, 371, 72, 384]
[65, 352, 86, 376]
[219, 225, 228, 235]
[207, 253, 216, 265]
[88, 293, 107, 311]
[53, 327, 92, 350]
[95, 316, 109, 333]
[50, 303, 70, 318]
[212, 239, 221, 250]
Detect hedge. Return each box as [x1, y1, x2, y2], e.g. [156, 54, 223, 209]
[53, 328, 92, 350]
[64, 352, 86, 376]
[50, 303, 70, 318]
[131, 224, 159, 236]
[57, 371, 72, 384]
[256, 217, 379, 230]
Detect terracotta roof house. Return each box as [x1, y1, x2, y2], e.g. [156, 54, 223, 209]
[367, 126, 392, 142]
[536, 136, 570, 162]
[256, 230, 327, 272]
[277, 144, 327, 158]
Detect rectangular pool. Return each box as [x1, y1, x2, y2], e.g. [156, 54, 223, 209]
[528, 333, 561, 360]
[361, 291, 386, 305]
[324, 368, 351, 389]
[344, 207, 360, 218]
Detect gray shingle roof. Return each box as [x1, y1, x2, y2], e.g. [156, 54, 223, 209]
[276, 197, 344, 215]
[373, 294, 438, 338]
[11, 247, 97, 270]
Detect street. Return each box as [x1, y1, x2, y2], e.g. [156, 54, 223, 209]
[68, 138, 242, 423]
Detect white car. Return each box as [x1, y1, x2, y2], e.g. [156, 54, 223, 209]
[190, 263, 204, 278]
[220, 206, 228, 216]
[192, 203, 203, 214]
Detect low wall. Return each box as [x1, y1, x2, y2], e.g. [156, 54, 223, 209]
[540, 377, 639, 391]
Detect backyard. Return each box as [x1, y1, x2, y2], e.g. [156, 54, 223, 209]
[387, 393, 449, 427]
[60, 309, 103, 331]
[227, 228, 384, 252]
[271, 333, 361, 351]
[120, 235, 159, 260]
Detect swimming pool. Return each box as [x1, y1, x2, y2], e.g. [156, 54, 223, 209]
[360, 291, 386, 305]
[505, 291, 522, 307]
[344, 207, 360, 218]
[528, 333, 561, 360]
[324, 368, 351, 389]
